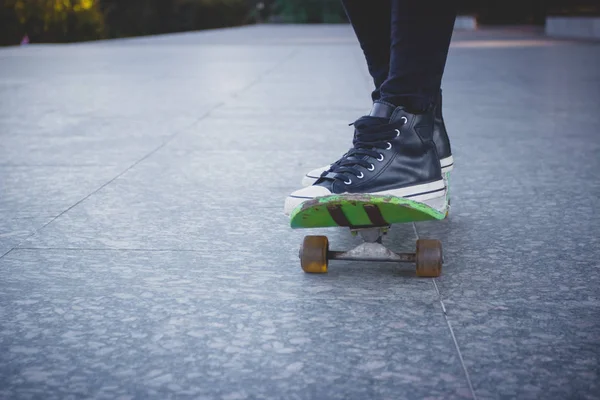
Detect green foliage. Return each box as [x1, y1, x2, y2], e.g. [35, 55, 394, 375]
[2, 0, 598, 46]
[0, 0, 104, 45]
[0, 1, 21, 45]
[273, 0, 347, 23]
[84, 0, 251, 39]
[181, 0, 250, 30]
[0, 0, 251, 46]
[546, 0, 600, 16]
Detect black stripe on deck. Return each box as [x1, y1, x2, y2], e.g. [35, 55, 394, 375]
[363, 204, 388, 227]
[327, 204, 352, 227]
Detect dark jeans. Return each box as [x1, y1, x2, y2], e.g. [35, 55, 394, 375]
[341, 0, 457, 112]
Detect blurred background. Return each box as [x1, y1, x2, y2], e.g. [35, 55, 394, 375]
[1, 0, 599, 46]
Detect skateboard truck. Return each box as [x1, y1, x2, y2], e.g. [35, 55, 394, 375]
[299, 226, 442, 277]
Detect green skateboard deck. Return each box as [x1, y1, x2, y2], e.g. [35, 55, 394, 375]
[289, 194, 446, 276]
[290, 194, 446, 229]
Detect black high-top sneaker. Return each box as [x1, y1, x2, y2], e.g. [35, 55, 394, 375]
[301, 91, 453, 186]
[284, 106, 446, 215]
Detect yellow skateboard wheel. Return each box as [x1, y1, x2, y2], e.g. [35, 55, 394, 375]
[300, 236, 329, 273]
[415, 239, 443, 277]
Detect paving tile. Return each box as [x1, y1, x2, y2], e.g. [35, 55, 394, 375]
[0, 166, 122, 216]
[0, 249, 469, 400]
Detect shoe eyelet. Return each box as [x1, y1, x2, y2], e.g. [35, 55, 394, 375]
[357, 172, 364, 179]
[377, 154, 384, 162]
[401, 116, 408, 124]
[344, 178, 352, 185]
[386, 142, 392, 150]
[395, 129, 400, 137]
[367, 164, 375, 171]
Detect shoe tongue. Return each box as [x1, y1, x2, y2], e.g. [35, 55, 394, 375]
[369, 101, 409, 124]
[369, 101, 395, 119]
[316, 172, 348, 194]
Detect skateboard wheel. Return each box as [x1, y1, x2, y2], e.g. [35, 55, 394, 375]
[300, 235, 329, 273]
[415, 239, 443, 277]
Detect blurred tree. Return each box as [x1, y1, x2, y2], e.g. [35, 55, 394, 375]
[475, 0, 546, 25]
[0, 1, 21, 45]
[99, 0, 250, 38]
[99, 0, 166, 38]
[0, 0, 104, 45]
[4, 0, 596, 46]
[546, 0, 600, 16]
[0, 0, 251, 45]
[272, 0, 347, 23]
[180, 0, 250, 30]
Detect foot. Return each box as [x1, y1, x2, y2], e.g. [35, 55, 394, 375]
[284, 106, 447, 215]
[302, 91, 453, 186]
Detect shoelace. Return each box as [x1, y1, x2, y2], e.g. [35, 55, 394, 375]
[325, 118, 406, 185]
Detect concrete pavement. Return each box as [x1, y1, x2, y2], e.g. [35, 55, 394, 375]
[1, 25, 599, 399]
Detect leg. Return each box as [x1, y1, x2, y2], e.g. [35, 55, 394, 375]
[301, 1, 456, 187]
[341, 0, 391, 102]
[380, 0, 457, 112]
[293, 1, 457, 213]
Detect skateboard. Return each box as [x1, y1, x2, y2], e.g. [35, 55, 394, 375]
[289, 194, 446, 277]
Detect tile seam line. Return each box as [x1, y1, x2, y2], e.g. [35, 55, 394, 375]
[0, 107, 221, 262]
[0, 248, 14, 259]
[0, 47, 300, 262]
[433, 279, 477, 399]
[412, 223, 477, 399]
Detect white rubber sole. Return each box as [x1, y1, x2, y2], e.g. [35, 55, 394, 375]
[284, 179, 447, 216]
[440, 155, 454, 173]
